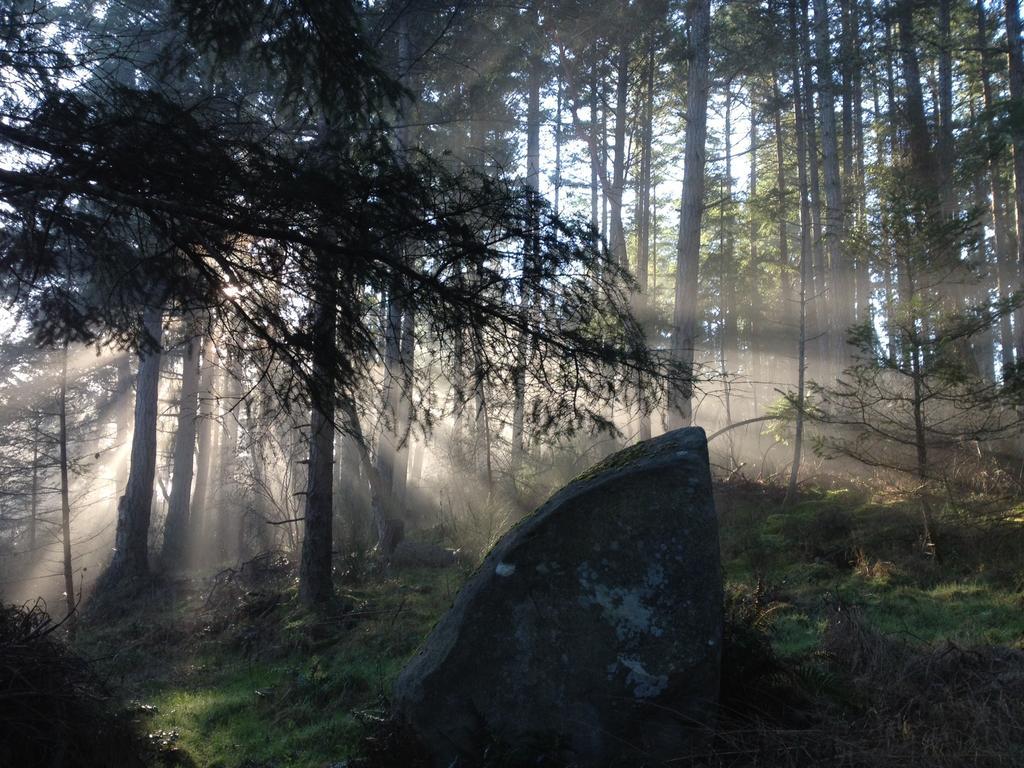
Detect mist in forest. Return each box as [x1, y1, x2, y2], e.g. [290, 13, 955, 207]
[4, 0, 1024, 765]
[3, 0, 1020, 606]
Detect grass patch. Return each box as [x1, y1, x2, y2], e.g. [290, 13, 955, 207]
[62, 480, 1024, 767]
[75, 564, 468, 768]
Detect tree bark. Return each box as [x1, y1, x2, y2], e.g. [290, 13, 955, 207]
[608, 39, 630, 270]
[813, 0, 848, 365]
[978, 0, 1018, 373]
[58, 342, 75, 630]
[512, 26, 542, 473]
[719, 88, 737, 433]
[800, 0, 829, 369]
[102, 307, 163, 588]
[667, 0, 711, 429]
[161, 328, 200, 567]
[215, 350, 242, 562]
[637, 41, 655, 442]
[299, 249, 337, 607]
[1005, 0, 1024, 364]
[788, 0, 813, 506]
[189, 334, 217, 554]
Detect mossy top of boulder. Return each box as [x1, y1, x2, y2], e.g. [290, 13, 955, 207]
[571, 426, 707, 485]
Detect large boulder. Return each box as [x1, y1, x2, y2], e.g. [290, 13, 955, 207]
[392, 427, 723, 766]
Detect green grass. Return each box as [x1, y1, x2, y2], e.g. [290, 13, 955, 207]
[75, 566, 467, 768]
[71, 483, 1024, 767]
[719, 482, 1024, 660]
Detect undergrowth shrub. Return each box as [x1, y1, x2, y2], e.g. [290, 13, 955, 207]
[0, 600, 143, 767]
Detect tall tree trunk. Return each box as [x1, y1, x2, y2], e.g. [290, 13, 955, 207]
[895, 0, 938, 484]
[373, 289, 403, 539]
[161, 329, 200, 567]
[554, 46, 565, 217]
[937, 0, 955, 219]
[512, 29, 542, 473]
[720, 88, 737, 432]
[840, 0, 855, 200]
[813, 0, 848, 365]
[392, 308, 415, 505]
[978, 0, 1018, 373]
[113, 354, 132, 512]
[189, 335, 216, 553]
[1005, 0, 1024, 363]
[896, 2, 939, 200]
[215, 351, 242, 562]
[973, 166, 998, 380]
[374, 11, 416, 534]
[29, 427, 38, 552]
[299, 250, 337, 607]
[852, 4, 870, 323]
[58, 342, 75, 630]
[774, 74, 794, 356]
[590, 49, 601, 233]
[608, 40, 630, 269]
[749, 95, 763, 409]
[102, 307, 163, 588]
[667, 0, 711, 429]
[248, 375, 274, 552]
[637, 41, 656, 442]
[787, 0, 813, 504]
[800, 0, 829, 369]
[466, 113, 494, 493]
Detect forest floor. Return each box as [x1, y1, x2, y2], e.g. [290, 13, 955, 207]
[68, 479, 1024, 768]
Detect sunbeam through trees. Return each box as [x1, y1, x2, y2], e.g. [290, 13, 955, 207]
[5, 1, 1024, 766]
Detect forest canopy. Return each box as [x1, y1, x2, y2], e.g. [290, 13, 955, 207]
[2, 0, 1024, 643]
[7, 1, 1024, 766]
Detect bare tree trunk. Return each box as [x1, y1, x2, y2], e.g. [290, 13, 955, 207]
[977, 0, 1018, 373]
[248, 380, 274, 553]
[189, 335, 216, 555]
[637, 41, 655, 442]
[392, 307, 415, 506]
[161, 329, 200, 567]
[373, 290, 403, 535]
[774, 74, 793, 353]
[720, 88, 736, 435]
[813, 0, 848, 366]
[58, 342, 75, 630]
[748, 94, 763, 410]
[1005, 0, 1024, 363]
[800, 0, 829, 370]
[512, 29, 542, 473]
[852, 3, 870, 323]
[213, 351, 242, 562]
[608, 40, 630, 269]
[113, 354, 132, 512]
[937, 0, 955, 218]
[554, 46, 564, 217]
[102, 307, 163, 589]
[590, 50, 601, 234]
[787, 0, 813, 505]
[29, 416, 39, 552]
[299, 250, 337, 607]
[667, 0, 711, 429]
[374, 11, 416, 532]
